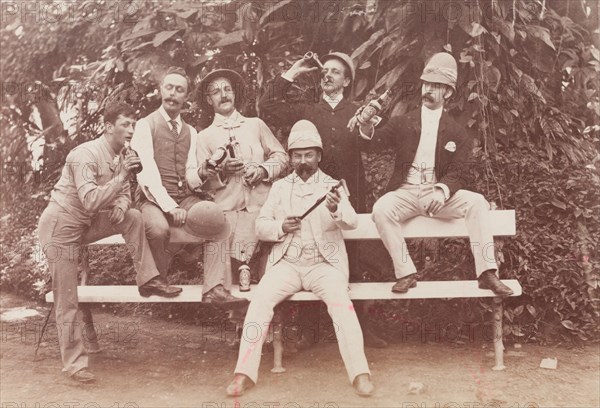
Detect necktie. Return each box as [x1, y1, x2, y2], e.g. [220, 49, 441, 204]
[169, 120, 178, 139]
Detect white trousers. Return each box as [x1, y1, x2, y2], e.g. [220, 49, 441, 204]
[233, 259, 370, 384]
[372, 185, 498, 279]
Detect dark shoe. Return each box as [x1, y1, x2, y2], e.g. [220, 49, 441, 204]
[391, 274, 418, 294]
[226, 374, 254, 397]
[71, 368, 95, 383]
[139, 277, 182, 298]
[203, 285, 249, 306]
[353, 373, 374, 397]
[478, 270, 514, 297]
[363, 327, 388, 348]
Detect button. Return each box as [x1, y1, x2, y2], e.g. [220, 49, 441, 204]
[331, 112, 335, 115]
[332, 127, 336, 131]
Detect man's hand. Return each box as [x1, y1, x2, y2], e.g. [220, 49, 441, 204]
[286, 57, 320, 80]
[243, 164, 268, 186]
[197, 161, 219, 180]
[282, 216, 302, 234]
[108, 206, 125, 224]
[425, 189, 446, 216]
[168, 207, 187, 227]
[118, 154, 142, 180]
[222, 158, 245, 176]
[325, 189, 341, 213]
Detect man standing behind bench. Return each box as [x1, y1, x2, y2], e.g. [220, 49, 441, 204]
[226, 120, 374, 398]
[357, 52, 513, 297]
[131, 67, 243, 305]
[38, 102, 182, 383]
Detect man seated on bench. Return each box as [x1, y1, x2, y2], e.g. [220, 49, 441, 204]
[226, 120, 374, 397]
[37, 102, 182, 383]
[131, 67, 243, 305]
[355, 52, 513, 297]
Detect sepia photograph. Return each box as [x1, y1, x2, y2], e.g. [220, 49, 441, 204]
[0, 0, 599, 407]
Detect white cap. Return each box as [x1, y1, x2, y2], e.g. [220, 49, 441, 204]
[288, 120, 323, 151]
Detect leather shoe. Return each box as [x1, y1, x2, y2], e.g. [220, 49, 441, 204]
[478, 270, 514, 297]
[71, 368, 95, 383]
[353, 373, 374, 397]
[391, 274, 418, 293]
[139, 277, 182, 298]
[203, 285, 249, 306]
[362, 326, 388, 348]
[226, 374, 254, 397]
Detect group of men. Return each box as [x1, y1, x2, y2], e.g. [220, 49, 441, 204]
[39, 51, 513, 396]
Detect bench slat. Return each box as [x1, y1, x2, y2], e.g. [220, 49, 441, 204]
[45, 280, 522, 303]
[87, 210, 515, 245]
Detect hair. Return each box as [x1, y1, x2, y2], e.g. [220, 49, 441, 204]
[103, 102, 136, 125]
[162, 66, 191, 91]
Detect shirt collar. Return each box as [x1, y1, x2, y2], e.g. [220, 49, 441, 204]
[322, 93, 344, 109]
[212, 110, 245, 127]
[159, 105, 182, 128]
[100, 135, 119, 157]
[421, 105, 443, 121]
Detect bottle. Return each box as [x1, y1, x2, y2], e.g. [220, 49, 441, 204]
[303, 51, 324, 70]
[227, 135, 242, 159]
[357, 89, 392, 124]
[238, 250, 251, 292]
[206, 145, 228, 170]
[123, 141, 143, 174]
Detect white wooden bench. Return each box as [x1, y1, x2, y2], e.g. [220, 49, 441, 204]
[45, 210, 521, 371]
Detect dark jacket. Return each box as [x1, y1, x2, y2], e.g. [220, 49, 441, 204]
[370, 108, 474, 196]
[260, 76, 367, 211]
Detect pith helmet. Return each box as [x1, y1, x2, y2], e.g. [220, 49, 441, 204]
[420, 52, 458, 91]
[184, 201, 232, 241]
[288, 120, 323, 151]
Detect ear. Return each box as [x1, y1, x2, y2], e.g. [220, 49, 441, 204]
[343, 78, 351, 89]
[443, 85, 454, 100]
[105, 122, 115, 134]
[206, 94, 214, 107]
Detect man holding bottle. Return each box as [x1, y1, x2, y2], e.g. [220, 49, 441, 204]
[259, 51, 388, 348]
[38, 102, 182, 383]
[132, 66, 243, 305]
[186, 69, 288, 294]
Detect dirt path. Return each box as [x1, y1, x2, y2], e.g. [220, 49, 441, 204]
[1, 293, 598, 408]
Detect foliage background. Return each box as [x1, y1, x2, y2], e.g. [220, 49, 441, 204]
[1, 0, 598, 344]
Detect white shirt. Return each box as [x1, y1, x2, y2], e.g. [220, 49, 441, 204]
[131, 105, 197, 212]
[406, 106, 442, 184]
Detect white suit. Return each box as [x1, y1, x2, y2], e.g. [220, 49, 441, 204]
[233, 169, 370, 384]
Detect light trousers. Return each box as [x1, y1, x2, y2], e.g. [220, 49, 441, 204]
[233, 259, 370, 384]
[372, 185, 497, 279]
[38, 203, 159, 375]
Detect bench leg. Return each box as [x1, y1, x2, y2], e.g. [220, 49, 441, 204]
[492, 297, 506, 371]
[271, 309, 286, 373]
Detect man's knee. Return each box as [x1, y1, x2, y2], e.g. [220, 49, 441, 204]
[372, 196, 395, 223]
[464, 191, 490, 212]
[144, 215, 170, 241]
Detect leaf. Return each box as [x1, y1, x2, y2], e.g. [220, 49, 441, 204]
[213, 30, 245, 48]
[526, 305, 537, 317]
[469, 22, 486, 37]
[350, 29, 385, 61]
[514, 305, 524, 316]
[153, 30, 182, 47]
[468, 92, 478, 101]
[526, 25, 556, 51]
[359, 61, 372, 69]
[443, 43, 452, 52]
[561, 320, 575, 330]
[550, 199, 567, 210]
[375, 61, 408, 89]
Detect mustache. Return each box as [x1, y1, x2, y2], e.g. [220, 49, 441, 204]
[422, 94, 435, 102]
[296, 163, 311, 173]
[165, 98, 180, 104]
[220, 98, 232, 105]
